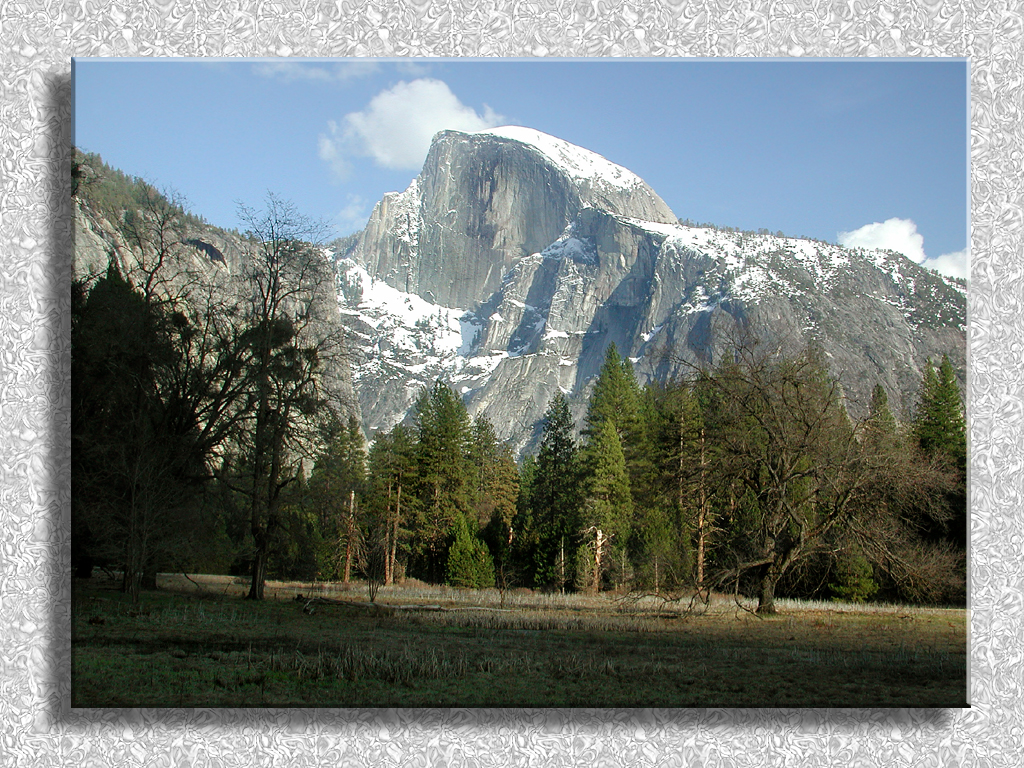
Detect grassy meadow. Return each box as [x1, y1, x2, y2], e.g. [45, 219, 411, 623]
[71, 574, 967, 708]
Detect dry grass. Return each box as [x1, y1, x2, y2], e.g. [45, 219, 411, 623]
[71, 573, 968, 708]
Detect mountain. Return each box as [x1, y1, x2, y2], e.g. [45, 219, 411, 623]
[341, 127, 966, 455]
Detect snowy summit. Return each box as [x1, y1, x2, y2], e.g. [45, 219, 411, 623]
[474, 126, 646, 191]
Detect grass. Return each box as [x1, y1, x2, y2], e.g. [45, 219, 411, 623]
[71, 574, 968, 708]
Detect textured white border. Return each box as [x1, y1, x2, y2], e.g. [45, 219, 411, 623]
[1, 2, 1016, 766]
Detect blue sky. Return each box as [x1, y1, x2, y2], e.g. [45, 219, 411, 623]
[74, 58, 968, 278]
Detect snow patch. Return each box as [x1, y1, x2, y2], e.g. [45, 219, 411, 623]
[641, 325, 663, 343]
[337, 259, 477, 363]
[475, 126, 646, 191]
[540, 236, 597, 265]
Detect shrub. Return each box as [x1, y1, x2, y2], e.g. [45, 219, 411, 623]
[829, 553, 879, 603]
[446, 513, 495, 589]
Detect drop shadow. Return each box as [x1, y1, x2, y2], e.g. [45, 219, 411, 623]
[58, 705, 956, 736]
[42, 67, 75, 730]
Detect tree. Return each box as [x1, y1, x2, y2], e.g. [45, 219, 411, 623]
[505, 454, 540, 590]
[531, 392, 583, 590]
[911, 355, 967, 549]
[409, 381, 473, 582]
[229, 194, 342, 600]
[638, 380, 712, 593]
[467, 416, 519, 530]
[72, 258, 247, 601]
[74, 173, 350, 600]
[307, 415, 366, 582]
[868, 384, 898, 437]
[366, 423, 418, 586]
[698, 344, 953, 613]
[445, 512, 496, 589]
[583, 343, 641, 442]
[73, 170, 293, 598]
[913, 356, 966, 467]
[72, 264, 183, 601]
[580, 420, 633, 592]
[469, 416, 521, 591]
[114, 182, 197, 305]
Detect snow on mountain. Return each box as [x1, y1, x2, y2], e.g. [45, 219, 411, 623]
[337, 259, 514, 432]
[474, 126, 647, 191]
[624, 217, 965, 328]
[344, 127, 966, 451]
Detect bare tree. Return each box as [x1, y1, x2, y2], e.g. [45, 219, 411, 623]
[116, 184, 197, 303]
[692, 341, 957, 613]
[228, 194, 344, 600]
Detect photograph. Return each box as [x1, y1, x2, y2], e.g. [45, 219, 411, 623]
[70, 57, 968, 708]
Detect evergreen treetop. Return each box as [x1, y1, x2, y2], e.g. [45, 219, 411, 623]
[913, 355, 966, 469]
[582, 419, 634, 547]
[584, 343, 642, 440]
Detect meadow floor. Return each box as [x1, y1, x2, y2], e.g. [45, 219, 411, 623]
[71, 574, 968, 708]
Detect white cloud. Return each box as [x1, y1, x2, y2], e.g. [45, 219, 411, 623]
[253, 60, 381, 83]
[838, 218, 968, 281]
[393, 61, 433, 78]
[928, 249, 969, 281]
[318, 120, 351, 179]
[838, 218, 927, 264]
[335, 193, 370, 235]
[318, 78, 503, 176]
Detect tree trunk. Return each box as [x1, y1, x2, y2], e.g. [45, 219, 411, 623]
[559, 536, 565, 594]
[389, 482, 401, 585]
[592, 528, 605, 594]
[756, 564, 780, 614]
[383, 480, 393, 586]
[696, 427, 708, 586]
[123, 568, 142, 605]
[247, 532, 267, 600]
[343, 490, 356, 583]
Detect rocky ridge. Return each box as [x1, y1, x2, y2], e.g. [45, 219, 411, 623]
[343, 127, 966, 456]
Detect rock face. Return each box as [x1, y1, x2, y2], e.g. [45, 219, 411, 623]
[75, 200, 359, 424]
[344, 126, 966, 454]
[356, 127, 677, 309]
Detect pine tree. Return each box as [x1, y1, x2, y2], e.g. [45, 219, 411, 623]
[467, 416, 519, 532]
[914, 355, 966, 469]
[868, 384, 898, 435]
[468, 415, 521, 588]
[531, 391, 582, 590]
[912, 355, 967, 547]
[642, 379, 711, 589]
[445, 511, 496, 589]
[366, 423, 417, 585]
[307, 415, 366, 582]
[584, 343, 641, 441]
[583, 344, 659, 590]
[410, 381, 472, 582]
[862, 383, 903, 462]
[508, 453, 540, 586]
[581, 419, 634, 591]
